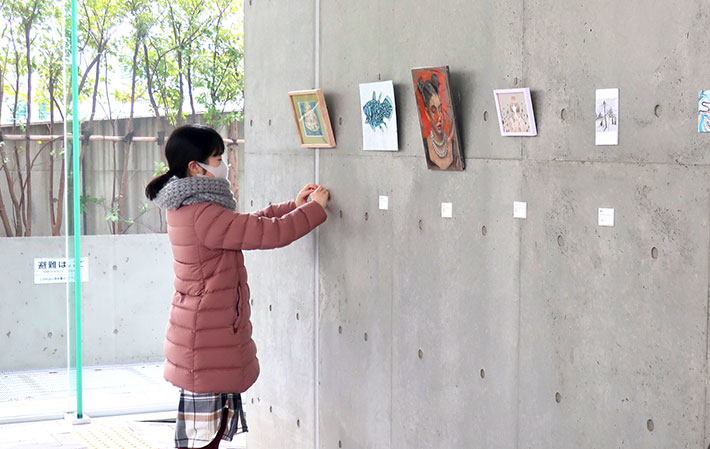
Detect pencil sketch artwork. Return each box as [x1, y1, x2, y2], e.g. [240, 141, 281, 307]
[595, 88, 619, 145]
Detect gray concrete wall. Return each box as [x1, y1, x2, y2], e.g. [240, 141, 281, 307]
[242, 2, 318, 448]
[244, 1, 710, 448]
[0, 234, 173, 371]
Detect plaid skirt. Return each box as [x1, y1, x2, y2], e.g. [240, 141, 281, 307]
[175, 389, 248, 448]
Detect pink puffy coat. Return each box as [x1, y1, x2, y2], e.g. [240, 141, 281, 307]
[163, 200, 327, 393]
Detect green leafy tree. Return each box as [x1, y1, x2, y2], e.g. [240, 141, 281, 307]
[0, 0, 53, 236]
[77, 0, 122, 157]
[0, 0, 244, 236]
[192, 0, 243, 192]
[113, 0, 150, 233]
[0, 0, 27, 236]
[193, 0, 244, 127]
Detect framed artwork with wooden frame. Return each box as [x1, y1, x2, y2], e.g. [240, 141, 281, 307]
[288, 89, 336, 148]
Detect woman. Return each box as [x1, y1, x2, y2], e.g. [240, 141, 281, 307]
[145, 124, 329, 449]
[417, 74, 457, 170]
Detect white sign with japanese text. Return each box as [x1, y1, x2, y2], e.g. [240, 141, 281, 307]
[34, 258, 89, 284]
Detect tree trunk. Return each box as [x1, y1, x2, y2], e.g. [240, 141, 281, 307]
[0, 133, 13, 235]
[80, 55, 101, 161]
[12, 143, 24, 236]
[117, 139, 132, 234]
[176, 49, 184, 126]
[106, 62, 117, 235]
[0, 64, 4, 123]
[226, 120, 239, 197]
[168, 4, 184, 126]
[89, 53, 101, 122]
[54, 157, 65, 237]
[53, 67, 65, 238]
[0, 54, 12, 235]
[117, 39, 141, 234]
[78, 53, 100, 95]
[24, 19, 33, 236]
[64, 52, 100, 113]
[0, 188, 12, 236]
[48, 68, 56, 233]
[186, 54, 196, 120]
[142, 42, 166, 149]
[10, 51, 23, 236]
[0, 141, 19, 237]
[52, 56, 66, 237]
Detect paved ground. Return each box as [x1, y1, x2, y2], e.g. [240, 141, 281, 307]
[0, 363, 247, 448]
[0, 413, 248, 448]
[0, 363, 176, 422]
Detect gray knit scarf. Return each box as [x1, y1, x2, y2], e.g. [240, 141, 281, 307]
[154, 176, 237, 211]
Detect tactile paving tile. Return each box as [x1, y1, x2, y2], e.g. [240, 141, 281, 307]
[0, 376, 20, 402]
[1, 363, 177, 422]
[0, 370, 70, 401]
[75, 425, 155, 449]
[0, 364, 169, 402]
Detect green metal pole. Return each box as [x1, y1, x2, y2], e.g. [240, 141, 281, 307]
[70, 0, 83, 419]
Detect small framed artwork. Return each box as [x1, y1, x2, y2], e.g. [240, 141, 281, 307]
[699, 90, 710, 133]
[493, 88, 537, 136]
[595, 88, 619, 145]
[359, 80, 398, 151]
[411, 66, 464, 171]
[288, 89, 336, 148]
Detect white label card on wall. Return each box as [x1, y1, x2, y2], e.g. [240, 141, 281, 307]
[379, 196, 389, 210]
[441, 202, 453, 218]
[513, 201, 527, 219]
[598, 208, 615, 227]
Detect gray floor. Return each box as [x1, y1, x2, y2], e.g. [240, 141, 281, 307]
[0, 363, 248, 448]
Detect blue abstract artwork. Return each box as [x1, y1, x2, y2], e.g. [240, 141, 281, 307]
[363, 92, 393, 132]
[359, 80, 398, 151]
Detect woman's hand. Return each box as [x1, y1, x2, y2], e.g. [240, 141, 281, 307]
[311, 185, 330, 210]
[295, 184, 318, 207]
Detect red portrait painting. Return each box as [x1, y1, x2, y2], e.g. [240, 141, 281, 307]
[411, 66, 464, 171]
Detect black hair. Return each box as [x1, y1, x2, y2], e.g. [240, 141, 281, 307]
[417, 74, 441, 108]
[145, 124, 225, 200]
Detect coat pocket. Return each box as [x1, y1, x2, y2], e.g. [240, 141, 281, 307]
[232, 285, 241, 333]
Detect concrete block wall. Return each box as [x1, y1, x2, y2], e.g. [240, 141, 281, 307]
[243, 1, 710, 448]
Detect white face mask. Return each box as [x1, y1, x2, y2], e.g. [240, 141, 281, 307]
[197, 160, 229, 179]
